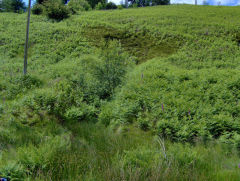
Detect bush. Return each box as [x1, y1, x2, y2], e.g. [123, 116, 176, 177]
[117, 5, 124, 10]
[68, 0, 91, 14]
[64, 106, 96, 123]
[91, 41, 134, 99]
[5, 75, 42, 100]
[101, 59, 240, 142]
[129, 3, 138, 8]
[95, 2, 105, 10]
[105, 2, 117, 10]
[32, 3, 44, 15]
[152, 0, 170, 5]
[36, 0, 44, 4]
[44, 0, 70, 21]
[0, 163, 25, 181]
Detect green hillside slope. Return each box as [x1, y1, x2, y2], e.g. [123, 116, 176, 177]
[1, 5, 240, 180]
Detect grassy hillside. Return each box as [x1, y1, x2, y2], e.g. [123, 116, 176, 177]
[1, 5, 240, 180]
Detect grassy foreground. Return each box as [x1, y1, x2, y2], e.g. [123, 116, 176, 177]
[1, 5, 240, 180]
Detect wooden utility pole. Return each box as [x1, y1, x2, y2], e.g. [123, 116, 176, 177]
[23, 0, 31, 75]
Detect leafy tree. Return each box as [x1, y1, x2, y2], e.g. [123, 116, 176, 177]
[1, 0, 26, 13]
[32, 3, 44, 15]
[0, 2, 3, 12]
[105, 2, 117, 9]
[37, 0, 68, 4]
[87, 0, 106, 8]
[128, 0, 169, 6]
[95, 2, 105, 9]
[152, 0, 170, 5]
[128, 0, 150, 7]
[36, 0, 45, 4]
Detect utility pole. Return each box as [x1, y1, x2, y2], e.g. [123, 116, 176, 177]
[195, 0, 197, 5]
[23, 0, 31, 75]
[125, 0, 128, 7]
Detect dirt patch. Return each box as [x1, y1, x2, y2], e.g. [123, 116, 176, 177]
[84, 26, 178, 64]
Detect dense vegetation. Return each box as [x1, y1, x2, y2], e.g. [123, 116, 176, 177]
[0, 0, 26, 13]
[1, 5, 240, 180]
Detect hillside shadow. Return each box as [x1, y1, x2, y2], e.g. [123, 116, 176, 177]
[84, 26, 179, 64]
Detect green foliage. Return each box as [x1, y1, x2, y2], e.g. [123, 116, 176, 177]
[32, 3, 44, 15]
[95, 2, 105, 10]
[86, 0, 105, 8]
[36, 0, 44, 4]
[68, 0, 91, 14]
[1, 75, 42, 100]
[1, 5, 240, 180]
[0, 134, 71, 180]
[117, 5, 124, 9]
[102, 60, 240, 141]
[44, 0, 70, 21]
[90, 41, 134, 99]
[0, 0, 26, 13]
[152, 0, 170, 5]
[64, 106, 96, 123]
[105, 2, 117, 9]
[122, 148, 157, 168]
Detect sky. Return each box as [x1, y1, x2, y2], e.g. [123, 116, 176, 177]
[23, 0, 240, 6]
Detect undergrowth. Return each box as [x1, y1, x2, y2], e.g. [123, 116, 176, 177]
[1, 5, 240, 180]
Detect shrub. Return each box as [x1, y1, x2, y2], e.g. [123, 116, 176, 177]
[91, 41, 134, 99]
[0, 162, 25, 181]
[44, 0, 70, 21]
[68, 0, 91, 14]
[117, 5, 124, 10]
[129, 3, 138, 8]
[64, 105, 96, 123]
[5, 75, 42, 99]
[152, 0, 170, 5]
[206, 114, 239, 138]
[102, 59, 240, 142]
[0, 104, 3, 116]
[105, 2, 117, 10]
[36, 0, 44, 4]
[32, 3, 44, 15]
[95, 2, 105, 10]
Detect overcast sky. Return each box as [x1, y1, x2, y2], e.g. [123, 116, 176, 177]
[23, 0, 240, 6]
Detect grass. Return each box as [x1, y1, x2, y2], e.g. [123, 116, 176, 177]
[84, 26, 178, 63]
[21, 122, 240, 180]
[0, 4, 240, 180]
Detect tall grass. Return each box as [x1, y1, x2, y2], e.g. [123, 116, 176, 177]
[25, 122, 240, 180]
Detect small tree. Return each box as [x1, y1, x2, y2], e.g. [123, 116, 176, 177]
[87, 0, 106, 8]
[152, 0, 170, 5]
[37, 0, 68, 4]
[105, 2, 117, 9]
[36, 0, 44, 4]
[44, 0, 70, 21]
